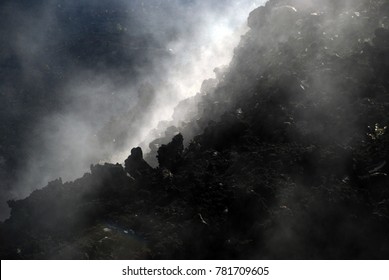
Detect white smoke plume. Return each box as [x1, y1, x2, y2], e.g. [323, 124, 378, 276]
[0, 0, 267, 220]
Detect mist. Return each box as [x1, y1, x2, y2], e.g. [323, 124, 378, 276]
[0, 0, 266, 220]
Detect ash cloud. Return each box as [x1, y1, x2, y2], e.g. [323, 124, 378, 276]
[0, 0, 265, 220]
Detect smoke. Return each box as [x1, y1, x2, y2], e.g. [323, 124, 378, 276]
[0, 0, 266, 220]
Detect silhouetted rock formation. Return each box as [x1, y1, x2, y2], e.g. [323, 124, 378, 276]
[124, 147, 153, 179]
[157, 133, 184, 172]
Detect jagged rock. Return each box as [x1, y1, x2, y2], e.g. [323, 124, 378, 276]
[145, 126, 181, 167]
[157, 133, 184, 172]
[124, 147, 153, 179]
[248, 6, 267, 29]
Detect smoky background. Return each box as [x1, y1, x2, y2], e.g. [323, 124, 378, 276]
[0, 0, 266, 220]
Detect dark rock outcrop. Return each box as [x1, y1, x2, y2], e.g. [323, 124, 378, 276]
[157, 133, 184, 172]
[124, 147, 153, 179]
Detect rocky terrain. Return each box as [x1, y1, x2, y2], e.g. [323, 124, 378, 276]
[1, 0, 389, 259]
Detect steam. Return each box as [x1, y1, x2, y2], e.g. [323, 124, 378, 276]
[0, 0, 266, 220]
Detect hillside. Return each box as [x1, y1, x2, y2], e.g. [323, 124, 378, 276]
[1, 0, 389, 259]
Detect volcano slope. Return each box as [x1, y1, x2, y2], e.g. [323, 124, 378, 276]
[1, 0, 389, 259]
